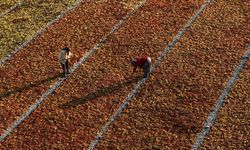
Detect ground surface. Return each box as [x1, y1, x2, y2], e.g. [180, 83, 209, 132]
[0, 0, 78, 57]
[0, 0, 249, 149]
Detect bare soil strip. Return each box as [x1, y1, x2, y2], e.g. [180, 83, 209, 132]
[0, 0, 205, 148]
[96, 0, 249, 149]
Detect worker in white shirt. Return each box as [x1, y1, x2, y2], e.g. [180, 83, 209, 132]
[59, 47, 73, 77]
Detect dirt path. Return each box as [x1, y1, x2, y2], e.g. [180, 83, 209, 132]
[0, 0, 205, 149]
[96, 0, 250, 149]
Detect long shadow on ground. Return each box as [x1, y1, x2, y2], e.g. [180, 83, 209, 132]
[0, 73, 61, 100]
[59, 76, 141, 109]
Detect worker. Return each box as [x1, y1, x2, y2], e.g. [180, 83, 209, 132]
[59, 47, 73, 77]
[131, 56, 152, 78]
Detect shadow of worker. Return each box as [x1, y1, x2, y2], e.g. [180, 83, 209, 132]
[59, 76, 140, 109]
[0, 73, 61, 100]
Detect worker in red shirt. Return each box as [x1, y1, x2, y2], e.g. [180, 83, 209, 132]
[131, 56, 152, 78]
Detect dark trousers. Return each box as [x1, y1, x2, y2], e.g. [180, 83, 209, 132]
[61, 60, 69, 75]
[143, 61, 151, 78]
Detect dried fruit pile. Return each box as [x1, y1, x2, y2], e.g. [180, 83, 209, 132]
[0, 0, 141, 148]
[201, 60, 250, 149]
[0, 0, 78, 58]
[97, 0, 250, 149]
[0, 0, 19, 14]
[0, 0, 249, 149]
[1, 1, 205, 147]
[0, 0, 129, 135]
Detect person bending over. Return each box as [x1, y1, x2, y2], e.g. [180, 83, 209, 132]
[131, 56, 152, 79]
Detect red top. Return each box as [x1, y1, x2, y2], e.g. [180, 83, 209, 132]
[135, 56, 149, 68]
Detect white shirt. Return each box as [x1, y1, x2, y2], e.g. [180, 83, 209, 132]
[59, 50, 73, 64]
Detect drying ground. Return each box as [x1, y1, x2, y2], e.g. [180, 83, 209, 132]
[0, 0, 249, 149]
[0, 0, 78, 58]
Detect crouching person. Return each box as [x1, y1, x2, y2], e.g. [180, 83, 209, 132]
[59, 47, 73, 77]
[131, 56, 152, 78]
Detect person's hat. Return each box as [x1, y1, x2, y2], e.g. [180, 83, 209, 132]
[131, 59, 137, 65]
[62, 47, 70, 52]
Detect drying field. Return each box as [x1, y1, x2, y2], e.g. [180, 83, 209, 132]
[0, 0, 78, 58]
[0, 0, 249, 149]
[0, 0, 20, 14]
